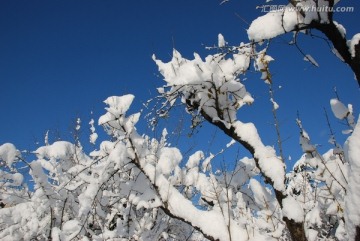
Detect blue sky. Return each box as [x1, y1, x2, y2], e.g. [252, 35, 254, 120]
[1, 0, 359, 164]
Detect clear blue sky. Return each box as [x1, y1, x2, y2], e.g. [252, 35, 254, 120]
[1, 0, 359, 163]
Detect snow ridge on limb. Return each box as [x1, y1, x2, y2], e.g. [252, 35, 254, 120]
[153, 44, 285, 192]
[248, 0, 340, 41]
[248, 0, 360, 86]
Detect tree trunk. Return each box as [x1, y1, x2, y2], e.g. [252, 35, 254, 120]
[284, 217, 307, 241]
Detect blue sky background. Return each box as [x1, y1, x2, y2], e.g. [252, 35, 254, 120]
[1, 0, 359, 167]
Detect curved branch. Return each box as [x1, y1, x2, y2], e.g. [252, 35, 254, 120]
[314, 22, 360, 86]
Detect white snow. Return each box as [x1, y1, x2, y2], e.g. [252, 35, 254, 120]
[248, 6, 299, 41]
[282, 195, 304, 222]
[270, 98, 279, 110]
[157, 147, 182, 176]
[344, 118, 360, 241]
[349, 33, 360, 58]
[62, 220, 82, 239]
[248, 1, 341, 42]
[218, 33, 226, 47]
[186, 151, 204, 169]
[330, 98, 349, 120]
[233, 121, 285, 191]
[299, 130, 316, 153]
[141, 159, 249, 241]
[334, 21, 346, 38]
[76, 118, 81, 131]
[335, 220, 346, 241]
[35, 141, 75, 159]
[0, 171, 24, 186]
[0, 143, 19, 167]
[45, 130, 49, 146]
[99, 94, 135, 125]
[89, 133, 98, 144]
[89, 118, 98, 144]
[153, 47, 251, 87]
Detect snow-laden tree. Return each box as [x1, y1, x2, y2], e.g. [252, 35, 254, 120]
[247, 0, 360, 87]
[1, 1, 359, 241]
